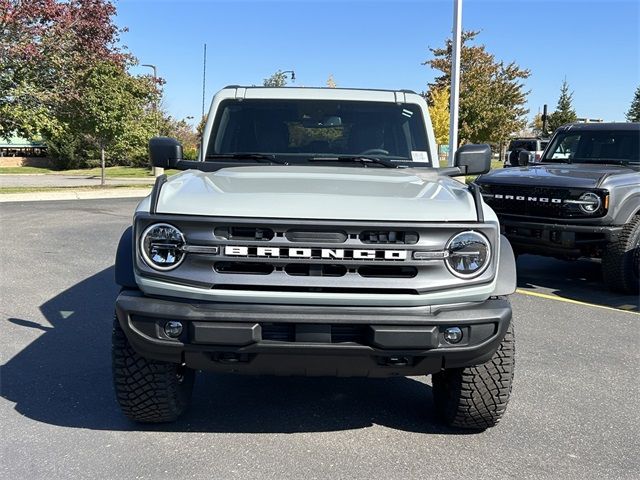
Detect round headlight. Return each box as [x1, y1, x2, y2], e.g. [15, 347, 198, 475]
[140, 223, 186, 271]
[445, 231, 491, 279]
[578, 192, 601, 214]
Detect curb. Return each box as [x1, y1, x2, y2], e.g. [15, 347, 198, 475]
[0, 188, 152, 203]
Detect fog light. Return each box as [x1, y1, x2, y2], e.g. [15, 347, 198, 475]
[444, 327, 463, 344]
[164, 321, 183, 338]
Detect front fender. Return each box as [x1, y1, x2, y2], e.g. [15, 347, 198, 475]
[115, 226, 137, 289]
[492, 235, 517, 296]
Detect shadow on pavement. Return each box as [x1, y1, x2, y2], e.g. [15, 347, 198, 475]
[516, 254, 639, 312]
[1, 267, 469, 435]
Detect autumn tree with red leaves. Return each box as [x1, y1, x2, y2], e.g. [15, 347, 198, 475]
[0, 0, 162, 167]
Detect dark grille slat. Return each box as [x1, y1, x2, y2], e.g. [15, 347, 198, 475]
[482, 185, 583, 218]
[285, 230, 347, 243]
[359, 230, 419, 244]
[261, 324, 366, 344]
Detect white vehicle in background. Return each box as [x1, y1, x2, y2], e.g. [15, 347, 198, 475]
[504, 137, 549, 167]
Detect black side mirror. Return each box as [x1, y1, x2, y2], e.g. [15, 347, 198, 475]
[517, 150, 533, 166]
[149, 137, 183, 169]
[454, 144, 491, 175]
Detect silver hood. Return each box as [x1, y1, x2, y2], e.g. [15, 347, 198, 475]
[155, 166, 479, 222]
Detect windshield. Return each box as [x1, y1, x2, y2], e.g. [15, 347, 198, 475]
[508, 140, 537, 151]
[542, 130, 639, 164]
[206, 99, 431, 164]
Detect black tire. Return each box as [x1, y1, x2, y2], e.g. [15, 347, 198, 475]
[432, 322, 515, 430]
[112, 316, 194, 423]
[602, 215, 640, 295]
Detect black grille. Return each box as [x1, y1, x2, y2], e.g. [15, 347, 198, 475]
[284, 264, 347, 277]
[285, 229, 347, 243]
[358, 265, 417, 278]
[480, 184, 603, 219]
[214, 226, 275, 241]
[359, 230, 419, 244]
[215, 262, 274, 274]
[261, 324, 367, 344]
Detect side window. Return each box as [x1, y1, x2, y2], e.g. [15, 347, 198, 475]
[550, 134, 580, 159]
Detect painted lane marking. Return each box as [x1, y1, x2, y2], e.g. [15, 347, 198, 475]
[515, 289, 640, 316]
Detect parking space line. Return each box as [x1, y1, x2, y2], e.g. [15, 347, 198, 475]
[515, 289, 640, 316]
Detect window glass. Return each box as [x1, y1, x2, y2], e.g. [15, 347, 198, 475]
[508, 140, 537, 151]
[207, 99, 430, 162]
[543, 131, 639, 163]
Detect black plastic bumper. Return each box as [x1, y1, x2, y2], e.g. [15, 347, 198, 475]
[500, 218, 623, 255]
[115, 291, 512, 377]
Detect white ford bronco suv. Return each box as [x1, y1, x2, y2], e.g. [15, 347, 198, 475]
[113, 86, 517, 430]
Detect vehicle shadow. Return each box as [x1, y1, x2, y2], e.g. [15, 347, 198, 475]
[1, 267, 471, 435]
[516, 254, 639, 312]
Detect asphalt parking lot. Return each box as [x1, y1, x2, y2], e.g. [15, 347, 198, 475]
[1, 198, 639, 480]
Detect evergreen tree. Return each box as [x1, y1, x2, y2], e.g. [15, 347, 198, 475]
[626, 85, 640, 122]
[547, 79, 578, 132]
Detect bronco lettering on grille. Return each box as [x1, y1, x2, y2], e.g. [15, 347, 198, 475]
[224, 246, 408, 260]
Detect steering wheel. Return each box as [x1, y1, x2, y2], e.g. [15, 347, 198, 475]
[359, 148, 389, 156]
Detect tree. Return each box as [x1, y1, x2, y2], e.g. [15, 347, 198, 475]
[530, 112, 544, 136]
[263, 70, 288, 87]
[547, 79, 577, 132]
[428, 87, 449, 145]
[0, 0, 161, 168]
[423, 30, 530, 146]
[326, 74, 337, 88]
[196, 115, 207, 138]
[0, 0, 129, 140]
[67, 62, 159, 174]
[160, 115, 199, 160]
[626, 85, 640, 122]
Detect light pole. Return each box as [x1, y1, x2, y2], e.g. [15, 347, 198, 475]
[448, 0, 462, 166]
[141, 64, 163, 176]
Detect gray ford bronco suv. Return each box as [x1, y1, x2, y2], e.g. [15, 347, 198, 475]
[113, 87, 517, 430]
[477, 122, 640, 294]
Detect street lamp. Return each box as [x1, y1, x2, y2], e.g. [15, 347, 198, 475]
[141, 64, 163, 176]
[281, 70, 296, 83]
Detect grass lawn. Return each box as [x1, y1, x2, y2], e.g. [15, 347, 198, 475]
[0, 166, 179, 177]
[0, 166, 55, 174]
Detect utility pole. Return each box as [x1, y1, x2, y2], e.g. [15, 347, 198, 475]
[541, 104, 548, 136]
[202, 44, 207, 119]
[448, 0, 463, 166]
[100, 143, 105, 187]
[142, 64, 162, 176]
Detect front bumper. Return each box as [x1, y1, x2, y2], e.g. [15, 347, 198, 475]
[115, 290, 512, 377]
[500, 217, 623, 256]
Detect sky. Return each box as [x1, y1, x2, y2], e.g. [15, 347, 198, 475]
[115, 0, 640, 124]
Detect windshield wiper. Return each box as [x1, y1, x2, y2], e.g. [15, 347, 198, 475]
[205, 153, 288, 165]
[307, 155, 399, 168]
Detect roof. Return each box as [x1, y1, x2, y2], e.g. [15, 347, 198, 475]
[0, 134, 46, 148]
[558, 122, 640, 132]
[223, 85, 418, 95]
[213, 86, 425, 105]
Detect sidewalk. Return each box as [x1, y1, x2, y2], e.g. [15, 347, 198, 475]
[0, 187, 152, 203]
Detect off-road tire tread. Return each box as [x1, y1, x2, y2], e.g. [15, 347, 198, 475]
[112, 316, 194, 423]
[433, 322, 515, 430]
[602, 215, 640, 294]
